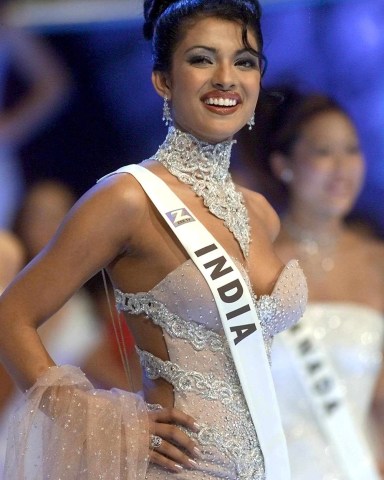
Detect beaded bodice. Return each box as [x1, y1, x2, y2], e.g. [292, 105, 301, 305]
[116, 258, 307, 479]
[272, 303, 384, 480]
[151, 127, 251, 257]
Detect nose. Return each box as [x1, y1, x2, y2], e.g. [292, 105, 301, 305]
[332, 150, 363, 176]
[212, 62, 236, 90]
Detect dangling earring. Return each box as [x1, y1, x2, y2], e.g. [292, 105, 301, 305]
[162, 95, 171, 126]
[247, 113, 255, 130]
[280, 168, 294, 184]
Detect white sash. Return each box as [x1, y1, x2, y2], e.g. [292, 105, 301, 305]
[100, 164, 290, 479]
[280, 319, 381, 479]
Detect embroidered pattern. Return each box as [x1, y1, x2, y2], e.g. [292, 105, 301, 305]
[152, 127, 251, 258]
[136, 348, 247, 415]
[195, 424, 265, 480]
[115, 290, 228, 353]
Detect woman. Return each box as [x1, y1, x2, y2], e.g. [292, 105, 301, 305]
[0, 2, 307, 479]
[238, 91, 384, 479]
[0, 1, 71, 228]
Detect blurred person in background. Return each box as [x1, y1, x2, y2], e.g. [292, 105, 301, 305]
[238, 90, 384, 479]
[0, 229, 24, 293]
[0, 229, 23, 478]
[0, 0, 71, 229]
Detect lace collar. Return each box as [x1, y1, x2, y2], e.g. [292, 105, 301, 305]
[151, 127, 251, 258]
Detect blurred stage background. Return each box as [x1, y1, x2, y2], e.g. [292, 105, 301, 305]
[4, 0, 384, 233]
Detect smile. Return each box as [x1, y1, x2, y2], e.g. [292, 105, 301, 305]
[204, 98, 238, 107]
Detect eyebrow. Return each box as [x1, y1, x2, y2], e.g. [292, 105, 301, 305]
[184, 46, 259, 57]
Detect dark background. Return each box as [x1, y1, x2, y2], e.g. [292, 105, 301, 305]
[9, 0, 384, 234]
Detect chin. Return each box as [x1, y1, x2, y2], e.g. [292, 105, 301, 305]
[324, 201, 354, 219]
[177, 117, 243, 143]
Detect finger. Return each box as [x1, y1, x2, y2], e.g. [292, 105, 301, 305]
[149, 442, 199, 472]
[149, 449, 184, 473]
[152, 422, 202, 458]
[149, 407, 200, 432]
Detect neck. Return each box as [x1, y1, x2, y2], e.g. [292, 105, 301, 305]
[283, 212, 344, 274]
[283, 211, 344, 244]
[153, 126, 235, 181]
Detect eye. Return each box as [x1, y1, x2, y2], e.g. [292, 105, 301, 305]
[315, 148, 331, 156]
[188, 55, 213, 66]
[235, 57, 258, 70]
[346, 144, 361, 155]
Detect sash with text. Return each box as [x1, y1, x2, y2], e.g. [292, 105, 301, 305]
[106, 164, 291, 480]
[279, 320, 381, 479]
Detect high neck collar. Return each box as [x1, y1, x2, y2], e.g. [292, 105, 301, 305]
[153, 126, 235, 183]
[152, 126, 250, 259]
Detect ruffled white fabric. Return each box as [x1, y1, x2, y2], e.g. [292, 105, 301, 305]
[4, 365, 150, 479]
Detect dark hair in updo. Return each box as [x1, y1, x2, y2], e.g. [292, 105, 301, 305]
[143, 0, 264, 72]
[236, 88, 355, 210]
[269, 90, 352, 157]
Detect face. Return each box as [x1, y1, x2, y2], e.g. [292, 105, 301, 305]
[153, 17, 262, 143]
[287, 111, 365, 219]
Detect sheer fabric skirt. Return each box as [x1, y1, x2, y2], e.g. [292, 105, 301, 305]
[4, 365, 150, 479]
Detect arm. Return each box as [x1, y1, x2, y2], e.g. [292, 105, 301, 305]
[0, 28, 72, 148]
[0, 176, 200, 473]
[0, 176, 144, 390]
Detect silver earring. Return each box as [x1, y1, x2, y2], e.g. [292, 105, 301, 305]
[247, 113, 255, 130]
[280, 168, 294, 184]
[162, 95, 171, 126]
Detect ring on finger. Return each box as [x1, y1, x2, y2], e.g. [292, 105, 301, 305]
[150, 434, 163, 450]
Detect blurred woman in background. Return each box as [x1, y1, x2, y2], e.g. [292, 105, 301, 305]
[238, 90, 384, 479]
[0, 0, 71, 228]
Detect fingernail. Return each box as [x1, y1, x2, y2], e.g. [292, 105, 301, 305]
[188, 458, 199, 468]
[174, 463, 183, 472]
[193, 422, 201, 431]
[193, 446, 203, 458]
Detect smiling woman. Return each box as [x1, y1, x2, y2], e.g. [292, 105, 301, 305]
[150, 15, 263, 143]
[0, 1, 307, 479]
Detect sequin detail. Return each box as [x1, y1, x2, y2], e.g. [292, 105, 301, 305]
[194, 424, 265, 480]
[137, 348, 247, 415]
[152, 126, 251, 257]
[115, 290, 228, 354]
[137, 347, 265, 479]
[272, 303, 384, 480]
[115, 259, 307, 478]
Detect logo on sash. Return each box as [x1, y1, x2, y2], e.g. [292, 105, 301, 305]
[166, 208, 195, 227]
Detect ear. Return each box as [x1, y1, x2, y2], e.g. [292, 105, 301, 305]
[152, 70, 172, 100]
[270, 152, 294, 184]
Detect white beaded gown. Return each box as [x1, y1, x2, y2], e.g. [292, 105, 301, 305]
[271, 303, 384, 480]
[116, 257, 307, 479]
[4, 128, 308, 479]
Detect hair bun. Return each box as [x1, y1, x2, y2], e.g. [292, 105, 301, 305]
[143, 0, 178, 39]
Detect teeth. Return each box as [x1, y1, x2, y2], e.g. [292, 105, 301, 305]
[205, 98, 237, 107]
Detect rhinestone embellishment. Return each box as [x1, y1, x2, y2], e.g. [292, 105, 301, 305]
[152, 126, 251, 257]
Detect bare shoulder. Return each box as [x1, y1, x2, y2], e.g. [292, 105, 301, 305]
[348, 229, 384, 269]
[72, 171, 151, 237]
[239, 185, 280, 241]
[365, 234, 384, 267]
[43, 170, 154, 267]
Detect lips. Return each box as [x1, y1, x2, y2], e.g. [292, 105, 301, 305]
[201, 91, 242, 115]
